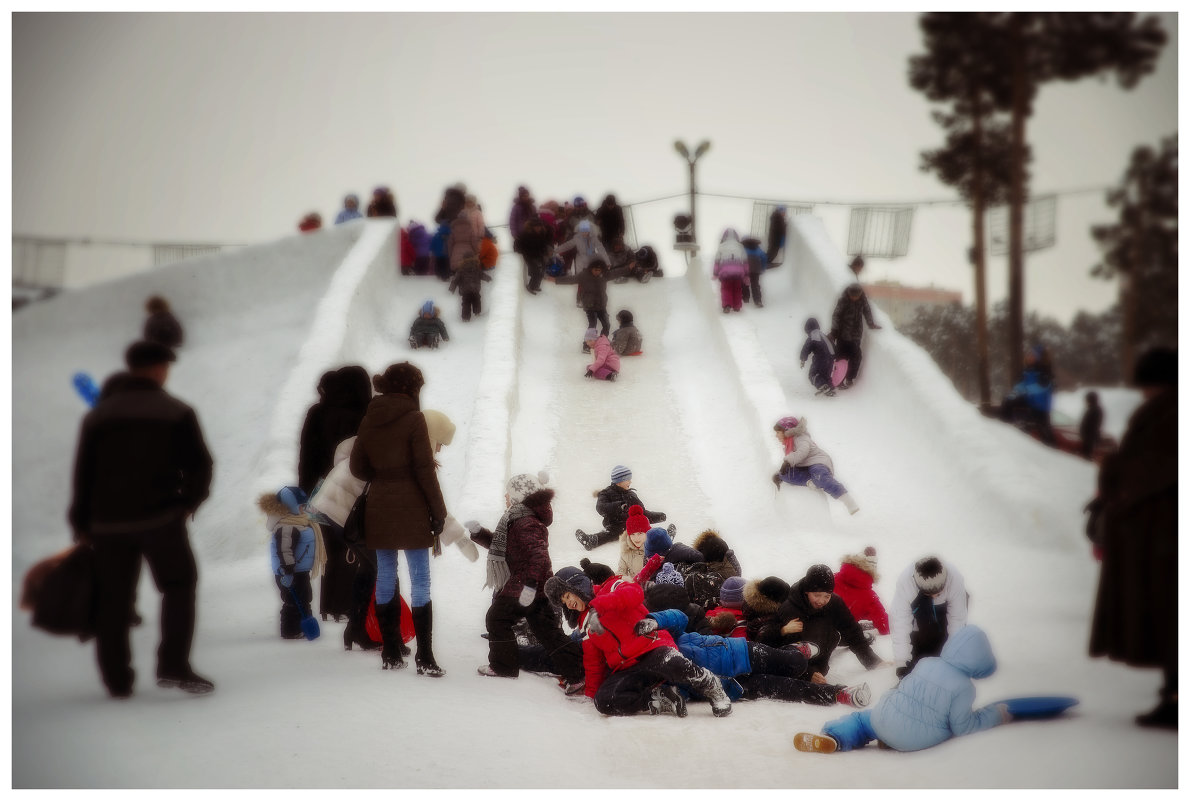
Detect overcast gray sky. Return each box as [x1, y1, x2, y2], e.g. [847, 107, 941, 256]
[10, 12, 1179, 323]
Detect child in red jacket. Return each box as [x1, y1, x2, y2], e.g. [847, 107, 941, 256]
[544, 571, 732, 718]
[833, 547, 889, 635]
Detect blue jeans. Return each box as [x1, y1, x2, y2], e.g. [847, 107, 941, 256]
[779, 463, 847, 499]
[822, 708, 877, 751]
[374, 548, 431, 606]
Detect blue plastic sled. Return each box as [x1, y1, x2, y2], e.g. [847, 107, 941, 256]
[998, 695, 1079, 719]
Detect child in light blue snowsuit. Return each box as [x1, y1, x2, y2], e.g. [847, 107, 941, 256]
[817, 625, 1009, 752]
[260, 486, 318, 639]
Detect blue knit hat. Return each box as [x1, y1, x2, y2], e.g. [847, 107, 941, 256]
[653, 562, 684, 587]
[610, 465, 632, 484]
[644, 527, 672, 559]
[719, 576, 746, 608]
[421, 299, 435, 316]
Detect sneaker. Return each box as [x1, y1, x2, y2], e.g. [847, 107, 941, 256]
[575, 529, 599, 551]
[794, 732, 838, 753]
[786, 641, 820, 660]
[559, 677, 586, 696]
[157, 670, 215, 695]
[666, 523, 677, 538]
[477, 664, 516, 678]
[836, 682, 871, 708]
[648, 685, 688, 717]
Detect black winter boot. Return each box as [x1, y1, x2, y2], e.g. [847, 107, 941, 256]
[376, 600, 406, 670]
[412, 602, 445, 677]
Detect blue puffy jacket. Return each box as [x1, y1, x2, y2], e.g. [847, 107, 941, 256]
[651, 609, 751, 678]
[264, 486, 316, 577]
[869, 624, 1004, 752]
[1011, 367, 1053, 413]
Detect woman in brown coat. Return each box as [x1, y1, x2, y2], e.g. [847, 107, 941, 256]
[350, 362, 448, 675]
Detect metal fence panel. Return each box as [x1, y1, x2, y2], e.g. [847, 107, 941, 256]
[986, 195, 1057, 256]
[846, 206, 914, 258]
[750, 202, 813, 242]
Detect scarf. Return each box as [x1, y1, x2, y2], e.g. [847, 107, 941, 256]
[484, 502, 534, 592]
[266, 513, 328, 581]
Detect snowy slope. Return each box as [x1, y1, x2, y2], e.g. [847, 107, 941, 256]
[10, 216, 1176, 789]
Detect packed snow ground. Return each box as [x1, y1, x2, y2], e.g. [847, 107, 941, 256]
[10, 217, 1175, 789]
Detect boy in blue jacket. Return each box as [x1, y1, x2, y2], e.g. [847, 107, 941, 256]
[795, 624, 1011, 753]
[259, 486, 319, 639]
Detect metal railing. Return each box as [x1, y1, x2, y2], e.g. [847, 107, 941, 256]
[11, 235, 242, 290]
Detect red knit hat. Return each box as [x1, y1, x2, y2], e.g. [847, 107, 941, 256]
[625, 505, 650, 536]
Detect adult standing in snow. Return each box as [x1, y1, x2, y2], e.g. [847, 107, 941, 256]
[594, 194, 626, 246]
[461, 194, 486, 241]
[68, 340, 214, 697]
[142, 295, 184, 350]
[768, 564, 885, 682]
[507, 185, 537, 240]
[434, 182, 468, 225]
[366, 186, 397, 218]
[297, 365, 372, 622]
[334, 194, 363, 224]
[740, 236, 767, 308]
[771, 415, 859, 515]
[890, 556, 968, 679]
[1079, 390, 1104, 460]
[766, 206, 787, 264]
[829, 282, 881, 389]
[1089, 346, 1177, 729]
[553, 220, 610, 280]
[448, 209, 481, 272]
[349, 362, 449, 675]
[513, 215, 554, 295]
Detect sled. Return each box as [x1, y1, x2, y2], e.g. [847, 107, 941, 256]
[364, 593, 415, 644]
[72, 372, 100, 408]
[997, 695, 1080, 720]
[793, 732, 837, 753]
[830, 359, 849, 388]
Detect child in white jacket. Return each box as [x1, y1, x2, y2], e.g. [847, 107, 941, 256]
[890, 556, 968, 678]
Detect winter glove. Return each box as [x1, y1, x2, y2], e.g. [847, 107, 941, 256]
[586, 610, 605, 635]
[279, 572, 294, 589]
[634, 617, 659, 636]
[430, 517, 445, 536]
[464, 520, 482, 534]
[634, 553, 665, 584]
[655, 512, 666, 522]
[518, 582, 537, 607]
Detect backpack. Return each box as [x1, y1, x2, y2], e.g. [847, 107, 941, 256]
[479, 237, 499, 269]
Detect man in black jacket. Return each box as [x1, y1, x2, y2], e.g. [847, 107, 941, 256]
[69, 341, 215, 698]
[770, 564, 884, 681]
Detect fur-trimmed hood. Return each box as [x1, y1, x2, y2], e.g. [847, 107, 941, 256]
[743, 578, 786, 615]
[258, 493, 290, 517]
[693, 529, 729, 563]
[841, 552, 879, 581]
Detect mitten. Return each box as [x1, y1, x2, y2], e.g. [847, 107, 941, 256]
[634, 553, 665, 584]
[518, 582, 537, 607]
[587, 610, 605, 635]
[655, 512, 666, 522]
[634, 617, 659, 636]
[279, 572, 294, 588]
[430, 517, 445, 536]
[464, 520, 482, 534]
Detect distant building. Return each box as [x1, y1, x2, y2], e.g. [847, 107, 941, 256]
[863, 280, 962, 330]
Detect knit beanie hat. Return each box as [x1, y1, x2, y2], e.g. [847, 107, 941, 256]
[802, 564, 836, 594]
[544, 566, 594, 607]
[610, 465, 632, 484]
[844, 546, 878, 579]
[643, 527, 672, 559]
[625, 506, 651, 538]
[584, 328, 599, 342]
[653, 562, 685, 587]
[755, 576, 790, 606]
[373, 362, 424, 398]
[421, 299, 435, 316]
[773, 415, 799, 434]
[913, 556, 948, 595]
[579, 558, 615, 586]
[719, 576, 746, 608]
[506, 470, 550, 505]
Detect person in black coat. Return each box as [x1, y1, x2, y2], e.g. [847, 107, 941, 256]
[829, 283, 881, 388]
[574, 465, 667, 550]
[766, 206, 787, 264]
[143, 295, 184, 349]
[434, 182, 467, 225]
[513, 215, 555, 294]
[800, 317, 837, 395]
[594, 194, 626, 246]
[1079, 390, 1104, 460]
[769, 565, 884, 681]
[68, 340, 214, 698]
[297, 365, 372, 622]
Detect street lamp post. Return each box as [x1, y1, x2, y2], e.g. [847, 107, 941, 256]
[674, 139, 711, 247]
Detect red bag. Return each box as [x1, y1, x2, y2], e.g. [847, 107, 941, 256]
[364, 591, 415, 643]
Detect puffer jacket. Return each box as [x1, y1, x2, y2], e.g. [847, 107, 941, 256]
[587, 335, 621, 376]
[713, 229, 749, 281]
[498, 488, 557, 600]
[448, 214, 480, 269]
[772, 577, 882, 674]
[582, 577, 677, 697]
[617, 532, 646, 579]
[261, 492, 316, 577]
[595, 483, 665, 532]
[652, 608, 750, 677]
[833, 559, 890, 635]
[780, 417, 835, 472]
[870, 625, 1004, 752]
[830, 289, 877, 343]
[554, 231, 610, 276]
[448, 258, 492, 296]
[308, 437, 366, 527]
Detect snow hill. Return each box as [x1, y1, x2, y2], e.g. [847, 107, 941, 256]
[10, 217, 1175, 789]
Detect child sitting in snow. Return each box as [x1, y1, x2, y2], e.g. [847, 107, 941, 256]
[259, 486, 322, 640]
[794, 625, 1011, 753]
[408, 300, 450, 349]
[583, 327, 620, 382]
[706, 576, 748, 638]
[800, 317, 837, 396]
[610, 309, 643, 356]
[771, 415, 859, 515]
[575, 465, 670, 551]
[833, 546, 889, 636]
[616, 521, 649, 580]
